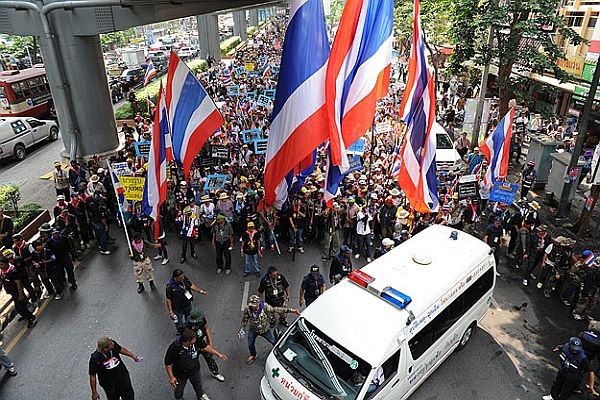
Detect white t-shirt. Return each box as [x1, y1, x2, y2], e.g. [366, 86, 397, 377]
[356, 210, 372, 236]
[545, 243, 555, 267]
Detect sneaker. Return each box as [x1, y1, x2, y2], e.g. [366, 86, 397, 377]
[562, 300, 571, 306]
[161, 258, 169, 265]
[27, 317, 37, 329]
[100, 250, 111, 255]
[354, 254, 360, 259]
[542, 395, 554, 400]
[536, 282, 543, 289]
[288, 247, 293, 253]
[216, 268, 223, 275]
[367, 257, 372, 263]
[70, 284, 77, 291]
[522, 279, 528, 286]
[225, 269, 231, 275]
[7, 366, 17, 377]
[54, 292, 63, 300]
[180, 257, 186, 264]
[201, 394, 212, 400]
[299, 247, 304, 254]
[573, 313, 584, 320]
[153, 255, 162, 260]
[211, 372, 225, 382]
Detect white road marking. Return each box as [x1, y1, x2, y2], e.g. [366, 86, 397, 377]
[491, 296, 502, 311]
[241, 281, 250, 311]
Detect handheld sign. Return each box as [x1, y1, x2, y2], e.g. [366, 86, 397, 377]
[263, 89, 276, 100]
[254, 139, 268, 154]
[133, 141, 151, 158]
[347, 138, 366, 156]
[345, 156, 363, 174]
[211, 145, 230, 160]
[457, 174, 478, 200]
[375, 122, 392, 134]
[111, 162, 133, 176]
[244, 62, 255, 71]
[256, 94, 272, 108]
[118, 176, 145, 201]
[235, 66, 246, 76]
[227, 85, 240, 96]
[204, 174, 228, 190]
[246, 91, 257, 101]
[489, 182, 519, 205]
[242, 128, 262, 143]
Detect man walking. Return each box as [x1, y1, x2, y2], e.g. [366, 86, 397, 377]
[89, 336, 143, 400]
[258, 266, 291, 327]
[241, 222, 262, 277]
[166, 269, 208, 332]
[542, 337, 591, 400]
[212, 214, 233, 275]
[183, 309, 228, 382]
[0, 255, 36, 328]
[299, 265, 326, 307]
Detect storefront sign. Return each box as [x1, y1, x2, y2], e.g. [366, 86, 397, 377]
[556, 55, 585, 78]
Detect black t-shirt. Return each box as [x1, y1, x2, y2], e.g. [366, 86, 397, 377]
[258, 274, 289, 304]
[88, 342, 129, 387]
[164, 341, 200, 378]
[165, 277, 193, 313]
[185, 318, 209, 349]
[301, 273, 325, 301]
[242, 230, 260, 255]
[0, 266, 21, 296]
[484, 224, 503, 248]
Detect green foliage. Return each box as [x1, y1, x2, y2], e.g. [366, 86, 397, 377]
[449, 0, 584, 113]
[115, 102, 133, 120]
[220, 36, 241, 55]
[13, 204, 42, 233]
[0, 35, 39, 61]
[100, 28, 137, 52]
[247, 26, 257, 37]
[394, 0, 453, 52]
[0, 184, 20, 215]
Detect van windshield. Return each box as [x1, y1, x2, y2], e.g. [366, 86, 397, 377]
[275, 318, 371, 399]
[436, 133, 453, 150]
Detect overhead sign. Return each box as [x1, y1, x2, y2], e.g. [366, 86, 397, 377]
[118, 176, 145, 201]
[211, 145, 230, 159]
[133, 141, 151, 158]
[489, 182, 519, 205]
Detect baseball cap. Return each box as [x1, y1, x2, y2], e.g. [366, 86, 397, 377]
[569, 337, 583, 352]
[188, 309, 205, 324]
[340, 245, 352, 254]
[310, 264, 319, 273]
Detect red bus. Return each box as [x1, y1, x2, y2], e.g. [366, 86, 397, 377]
[0, 64, 52, 118]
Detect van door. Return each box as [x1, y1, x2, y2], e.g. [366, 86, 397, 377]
[10, 120, 33, 146]
[360, 349, 401, 399]
[26, 119, 47, 143]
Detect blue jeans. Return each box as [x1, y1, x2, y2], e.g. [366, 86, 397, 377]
[357, 234, 371, 259]
[93, 222, 108, 251]
[247, 329, 277, 357]
[245, 254, 259, 273]
[289, 227, 304, 249]
[0, 346, 13, 369]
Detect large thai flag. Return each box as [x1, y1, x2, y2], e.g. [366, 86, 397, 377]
[263, 0, 330, 209]
[325, 0, 393, 168]
[166, 51, 224, 177]
[480, 107, 515, 184]
[144, 60, 157, 86]
[142, 85, 172, 239]
[397, 0, 438, 213]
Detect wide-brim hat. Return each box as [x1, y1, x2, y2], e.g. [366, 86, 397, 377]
[90, 175, 99, 183]
[529, 201, 541, 210]
[397, 209, 410, 219]
[555, 236, 576, 247]
[201, 195, 210, 202]
[219, 192, 229, 200]
[389, 188, 401, 196]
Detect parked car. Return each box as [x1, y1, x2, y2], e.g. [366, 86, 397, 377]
[0, 117, 59, 160]
[120, 67, 144, 90]
[178, 47, 197, 60]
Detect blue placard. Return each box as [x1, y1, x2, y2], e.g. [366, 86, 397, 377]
[263, 89, 276, 100]
[489, 182, 519, 205]
[258, 55, 268, 64]
[133, 141, 151, 158]
[256, 94, 272, 108]
[345, 156, 363, 174]
[242, 128, 262, 143]
[347, 138, 366, 155]
[246, 91, 257, 101]
[204, 174, 228, 190]
[235, 66, 246, 76]
[248, 70, 260, 78]
[271, 65, 280, 74]
[227, 85, 240, 96]
[254, 139, 268, 154]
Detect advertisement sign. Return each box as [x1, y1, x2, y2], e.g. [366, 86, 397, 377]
[555, 55, 585, 78]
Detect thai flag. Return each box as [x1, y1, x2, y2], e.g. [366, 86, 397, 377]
[107, 162, 127, 210]
[325, 0, 393, 169]
[144, 60, 157, 86]
[146, 94, 155, 109]
[165, 51, 224, 177]
[142, 84, 171, 239]
[221, 75, 233, 86]
[323, 146, 345, 207]
[261, 62, 271, 79]
[585, 252, 596, 267]
[397, 0, 438, 213]
[480, 107, 515, 184]
[263, 0, 330, 209]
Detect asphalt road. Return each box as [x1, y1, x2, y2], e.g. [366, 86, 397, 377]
[0, 226, 574, 400]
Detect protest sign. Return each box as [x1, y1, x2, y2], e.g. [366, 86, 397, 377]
[211, 145, 230, 160]
[345, 155, 363, 174]
[256, 94, 272, 108]
[375, 122, 392, 134]
[271, 65, 280, 75]
[254, 139, 268, 154]
[199, 157, 216, 167]
[235, 66, 246, 76]
[248, 70, 260, 78]
[489, 182, 519, 205]
[244, 62, 255, 71]
[263, 89, 276, 100]
[246, 91, 257, 101]
[227, 85, 240, 96]
[111, 162, 132, 176]
[347, 138, 366, 155]
[133, 141, 151, 158]
[119, 176, 145, 201]
[242, 128, 262, 143]
[457, 174, 478, 200]
[204, 174, 228, 190]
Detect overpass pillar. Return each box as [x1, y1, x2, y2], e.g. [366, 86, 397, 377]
[233, 11, 247, 41]
[40, 15, 118, 160]
[249, 9, 259, 27]
[196, 14, 221, 62]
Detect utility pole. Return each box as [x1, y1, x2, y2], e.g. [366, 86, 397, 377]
[471, 24, 494, 149]
[576, 148, 600, 232]
[557, 60, 600, 217]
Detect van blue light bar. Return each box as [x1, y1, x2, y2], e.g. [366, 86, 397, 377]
[380, 287, 412, 309]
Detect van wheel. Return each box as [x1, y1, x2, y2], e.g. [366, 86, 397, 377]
[13, 144, 26, 160]
[456, 323, 476, 351]
[49, 126, 59, 141]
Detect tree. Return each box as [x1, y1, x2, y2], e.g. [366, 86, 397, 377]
[100, 28, 137, 52]
[449, 0, 583, 116]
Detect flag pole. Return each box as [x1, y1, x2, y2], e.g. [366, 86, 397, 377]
[369, 118, 376, 176]
[107, 160, 133, 256]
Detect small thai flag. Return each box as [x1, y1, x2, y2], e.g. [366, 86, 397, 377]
[146, 94, 155, 108]
[585, 253, 596, 267]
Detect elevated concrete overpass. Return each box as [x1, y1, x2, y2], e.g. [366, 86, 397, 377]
[0, 0, 287, 159]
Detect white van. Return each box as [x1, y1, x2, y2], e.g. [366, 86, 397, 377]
[0, 117, 59, 160]
[433, 121, 464, 172]
[261, 225, 495, 400]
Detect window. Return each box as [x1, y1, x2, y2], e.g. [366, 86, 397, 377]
[436, 133, 453, 150]
[366, 350, 400, 399]
[27, 119, 44, 128]
[408, 268, 494, 360]
[566, 11, 585, 27]
[11, 83, 24, 102]
[11, 120, 28, 135]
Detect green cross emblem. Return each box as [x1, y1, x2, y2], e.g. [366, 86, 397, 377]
[272, 367, 280, 378]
